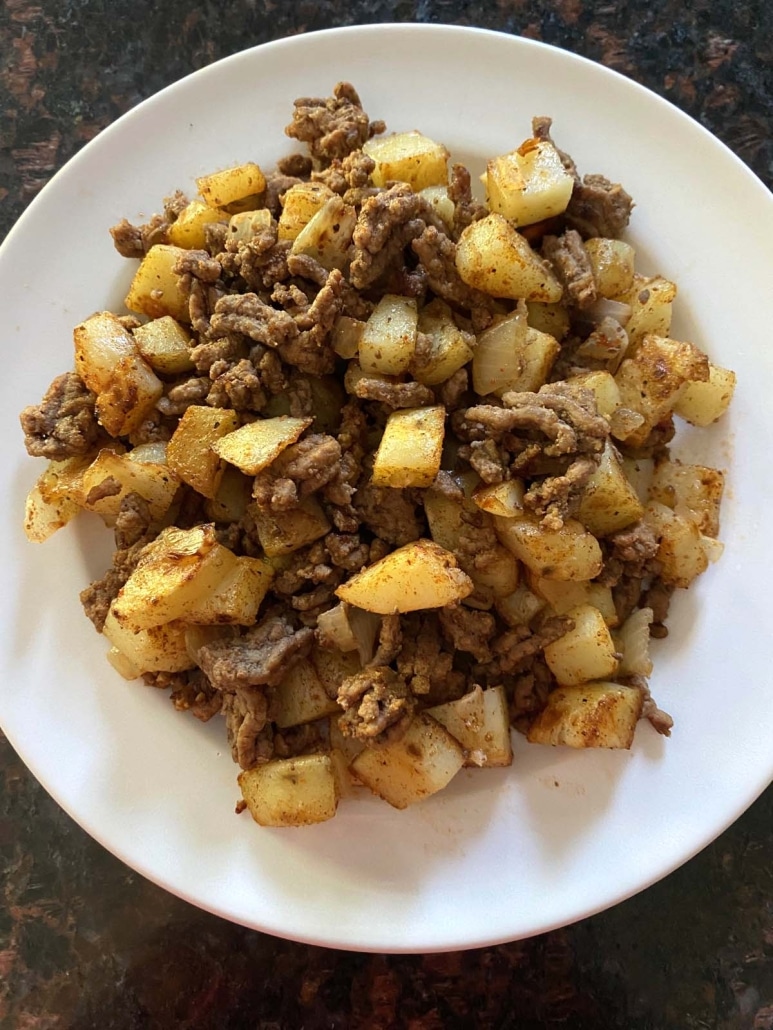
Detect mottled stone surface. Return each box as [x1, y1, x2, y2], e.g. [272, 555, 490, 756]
[1, 1, 771, 1027]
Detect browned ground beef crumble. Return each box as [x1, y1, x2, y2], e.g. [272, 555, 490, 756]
[21, 82, 672, 776]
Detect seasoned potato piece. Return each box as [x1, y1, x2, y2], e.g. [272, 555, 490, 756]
[531, 577, 617, 627]
[81, 448, 180, 522]
[372, 406, 445, 488]
[469, 545, 521, 599]
[227, 208, 273, 243]
[495, 514, 603, 582]
[577, 440, 644, 536]
[167, 200, 226, 249]
[124, 244, 192, 323]
[584, 238, 635, 298]
[273, 659, 342, 729]
[526, 300, 570, 341]
[359, 295, 418, 375]
[543, 603, 619, 686]
[673, 364, 736, 427]
[424, 479, 468, 552]
[527, 682, 644, 749]
[473, 479, 525, 518]
[132, 316, 194, 375]
[413, 299, 475, 386]
[332, 315, 365, 359]
[615, 275, 677, 348]
[106, 645, 142, 681]
[486, 138, 574, 226]
[24, 454, 92, 541]
[336, 539, 473, 614]
[364, 130, 449, 190]
[643, 501, 709, 588]
[184, 556, 273, 625]
[197, 162, 266, 207]
[252, 497, 331, 557]
[278, 182, 336, 240]
[204, 464, 252, 524]
[456, 214, 563, 303]
[351, 714, 464, 809]
[567, 370, 621, 418]
[212, 416, 312, 476]
[614, 606, 654, 678]
[238, 755, 339, 827]
[621, 456, 655, 505]
[166, 405, 240, 499]
[419, 185, 455, 228]
[428, 685, 513, 767]
[495, 583, 546, 627]
[102, 611, 195, 674]
[650, 459, 724, 537]
[312, 648, 363, 698]
[74, 312, 163, 437]
[291, 195, 356, 271]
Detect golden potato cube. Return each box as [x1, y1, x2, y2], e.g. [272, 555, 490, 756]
[350, 714, 464, 809]
[166, 405, 240, 499]
[336, 539, 473, 614]
[212, 416, 312, 476]
[74, 311, 163, 437]
[332, 315, 366, 360]
[457, 214, 563, 302]
[616, 275, 677, 348]
[516, 327, 562, 392]
[278, 182, 336, 241]
[584, 238, 635, 298]
[124, 244, 192, 323]
[650, 459, 724, 537]
[363, 130, 449, 190]
[527, 682, 644, 749]
[486, 139, 574, 226]
[372, 406, 445, 489]
[413, 299, 474, 386]
[359, 294, 418, 375]
[167, 200, 226, 249]
[424, 482, 466, 552]
[238, 755, 339, 827]
[428, 685, 513, 767]
[196, 162, 266, 207]
[526, 301, 570, 341]
[543, 603, 619, 686]
[102, 611, 195, 674]
[495, 584, 546, 628]
[24, 480, 80, 542]
[291, 195, 356, 271]
[673, 363, 736, 427]
[531, 577, 618, 627]
[184, 556, 273, 625]
[252, 497, 331, 557]
[567, 370, 621, 418]
[273, 659, 342, 729]
[106, 645, 142, 681]
[419, 185, 455, 228]
[81, 448, 180, 522]
[132, 316, 194, 375]
[620, 456, 654, 504]
[473, 479, 525, 518]
[227, 208, 273, 243]
[577, 440, 644, 536]
[644, 501, 709, 587]
[495, 514, 603, 581]
[468, 544, 521, 599]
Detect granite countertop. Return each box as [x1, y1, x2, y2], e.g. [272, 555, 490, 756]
[1, 2, 771, 1027]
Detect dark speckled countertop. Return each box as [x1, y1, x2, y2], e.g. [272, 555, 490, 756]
[1, 2, 772, 1027]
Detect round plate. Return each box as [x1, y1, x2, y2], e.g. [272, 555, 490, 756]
[1, 24, 771, 953]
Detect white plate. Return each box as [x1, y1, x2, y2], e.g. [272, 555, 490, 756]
[1, 24, 771, 953]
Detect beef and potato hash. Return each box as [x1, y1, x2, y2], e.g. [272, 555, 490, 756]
[20, 83, 736, 827]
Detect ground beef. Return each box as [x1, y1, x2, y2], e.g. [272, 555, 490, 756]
[222, 686, 271, 770]
[351, 375, 435, 409]
[447, 163, 486, 234]
[464, 439, 507, 484]
[84, 475, 121, 508]
[172, 248, 222, 283]
[167, 668, 222, 723]
[220, 235, 292, 293]
[625, 674, 674, 736]
[396, 613, 466, 703]
[439, 604, 496, 663]
[277, 153, 312, 178]
[337, 667, 414, 743]
[437, 367, 470, 412]
[566, 174, 634, 240]
[276, 268, 344, 376]
[113, 493, 154, 550]
[206, 358, 267, 411]
[253, 434, 342, 513]
[209, 292, 298, 348]
[641, 577, 674, 638]
[411, 225, 496, 326]
[197, 615, 313, 691]
[189, 335, 246, 375]
[156, 376, 210, 417]
[369, 615, 403, 668]
[349, 184, 428, 290]
[510, 656, 555, 727]
[312, 149, 375, 194]
[79, 541, 143, 632]
[531, 116, 580, 179]
[109, 214, 168, 257]
[542, 230, 597, 309]
[272, 542, 338, 598]
[285, 81, 385, 167]
[354, 482, 424, 546]
[324, 532, 370, 572]
[20, 372, 100, 460]
[489, 616, 574, 677]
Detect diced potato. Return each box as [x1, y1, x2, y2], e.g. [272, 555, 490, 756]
[204, 464, 252, 523]
[531, 577, 618, 626]
[527, 682, 644, 749]
[277, 182, 336, 241]
[106, 645, 142, 681]
[212, 416, 312, 476]
[238, 755, 338, 827]
[614, 606, 654, 678]
[350, 714, 464, 809]
[650, 459, 724, 537]
[567, 370, 621, 418]
[329, 715, 365, 765]
[167, 200, 226, 249]
[495, 514, 603, 582]
[359, 295, 418, 376]
[486, 138, 574, 226]
[197, 162, 266, 207]
[312, 648, 363, 699]
[577, 440, 644, 536]
[81, 448, 180, 522]
[110, 525, 238, 629]
[24, 480, 80, 542]
[517, 327, 562, 392]
[543, 603, 619, 686]
[495, 583, 546, 627]
[419, 185, 455, 228]
[428, 685, 513, 767]
[364, 131, 449, 190]
[273, 659, 342, 729]
[372, 406, 445, 489]
[336, 539, 473, 614]
[620, 456, 654, 504]
[132, 316, 194, 375]
[614, 334, 710, 448]
[472, 307, 529, 396]
[291, 195, 356, 271]
[643, 501, 709, 588]
[456, 214, 563, 302]
[469, 545, 521, 598]
[184, 556, 273, 625]
[584, 238, 635, 298]
[74, 311, 163, 436]
[227, 208, 273, 243]
[183, 623, 236, 665]
[102, 610, 195, 674]
[166, 405, 241, 499]
[413, 299, 475, 386]
[332, 315, 365, 360]
[526, 301, 570, 341]
[615, 275, 677, 348]
[306, 375, 345, 435]
[673, 364, 736, 427]
[252, 498, 331, 557]
[328, 747, 356, 798]
[124, 244, 192, 323]
[424, 482, 466, 552]
[473, 479, 525, 518]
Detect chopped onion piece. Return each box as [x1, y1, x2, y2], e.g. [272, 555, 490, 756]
[348, 605, 382, 664]
[316, 604, 359, 653]
[615, 606, 654, 677]
[472, 305, 528, 397]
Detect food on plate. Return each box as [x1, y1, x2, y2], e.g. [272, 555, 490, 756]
[19, 82, 736, 827]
